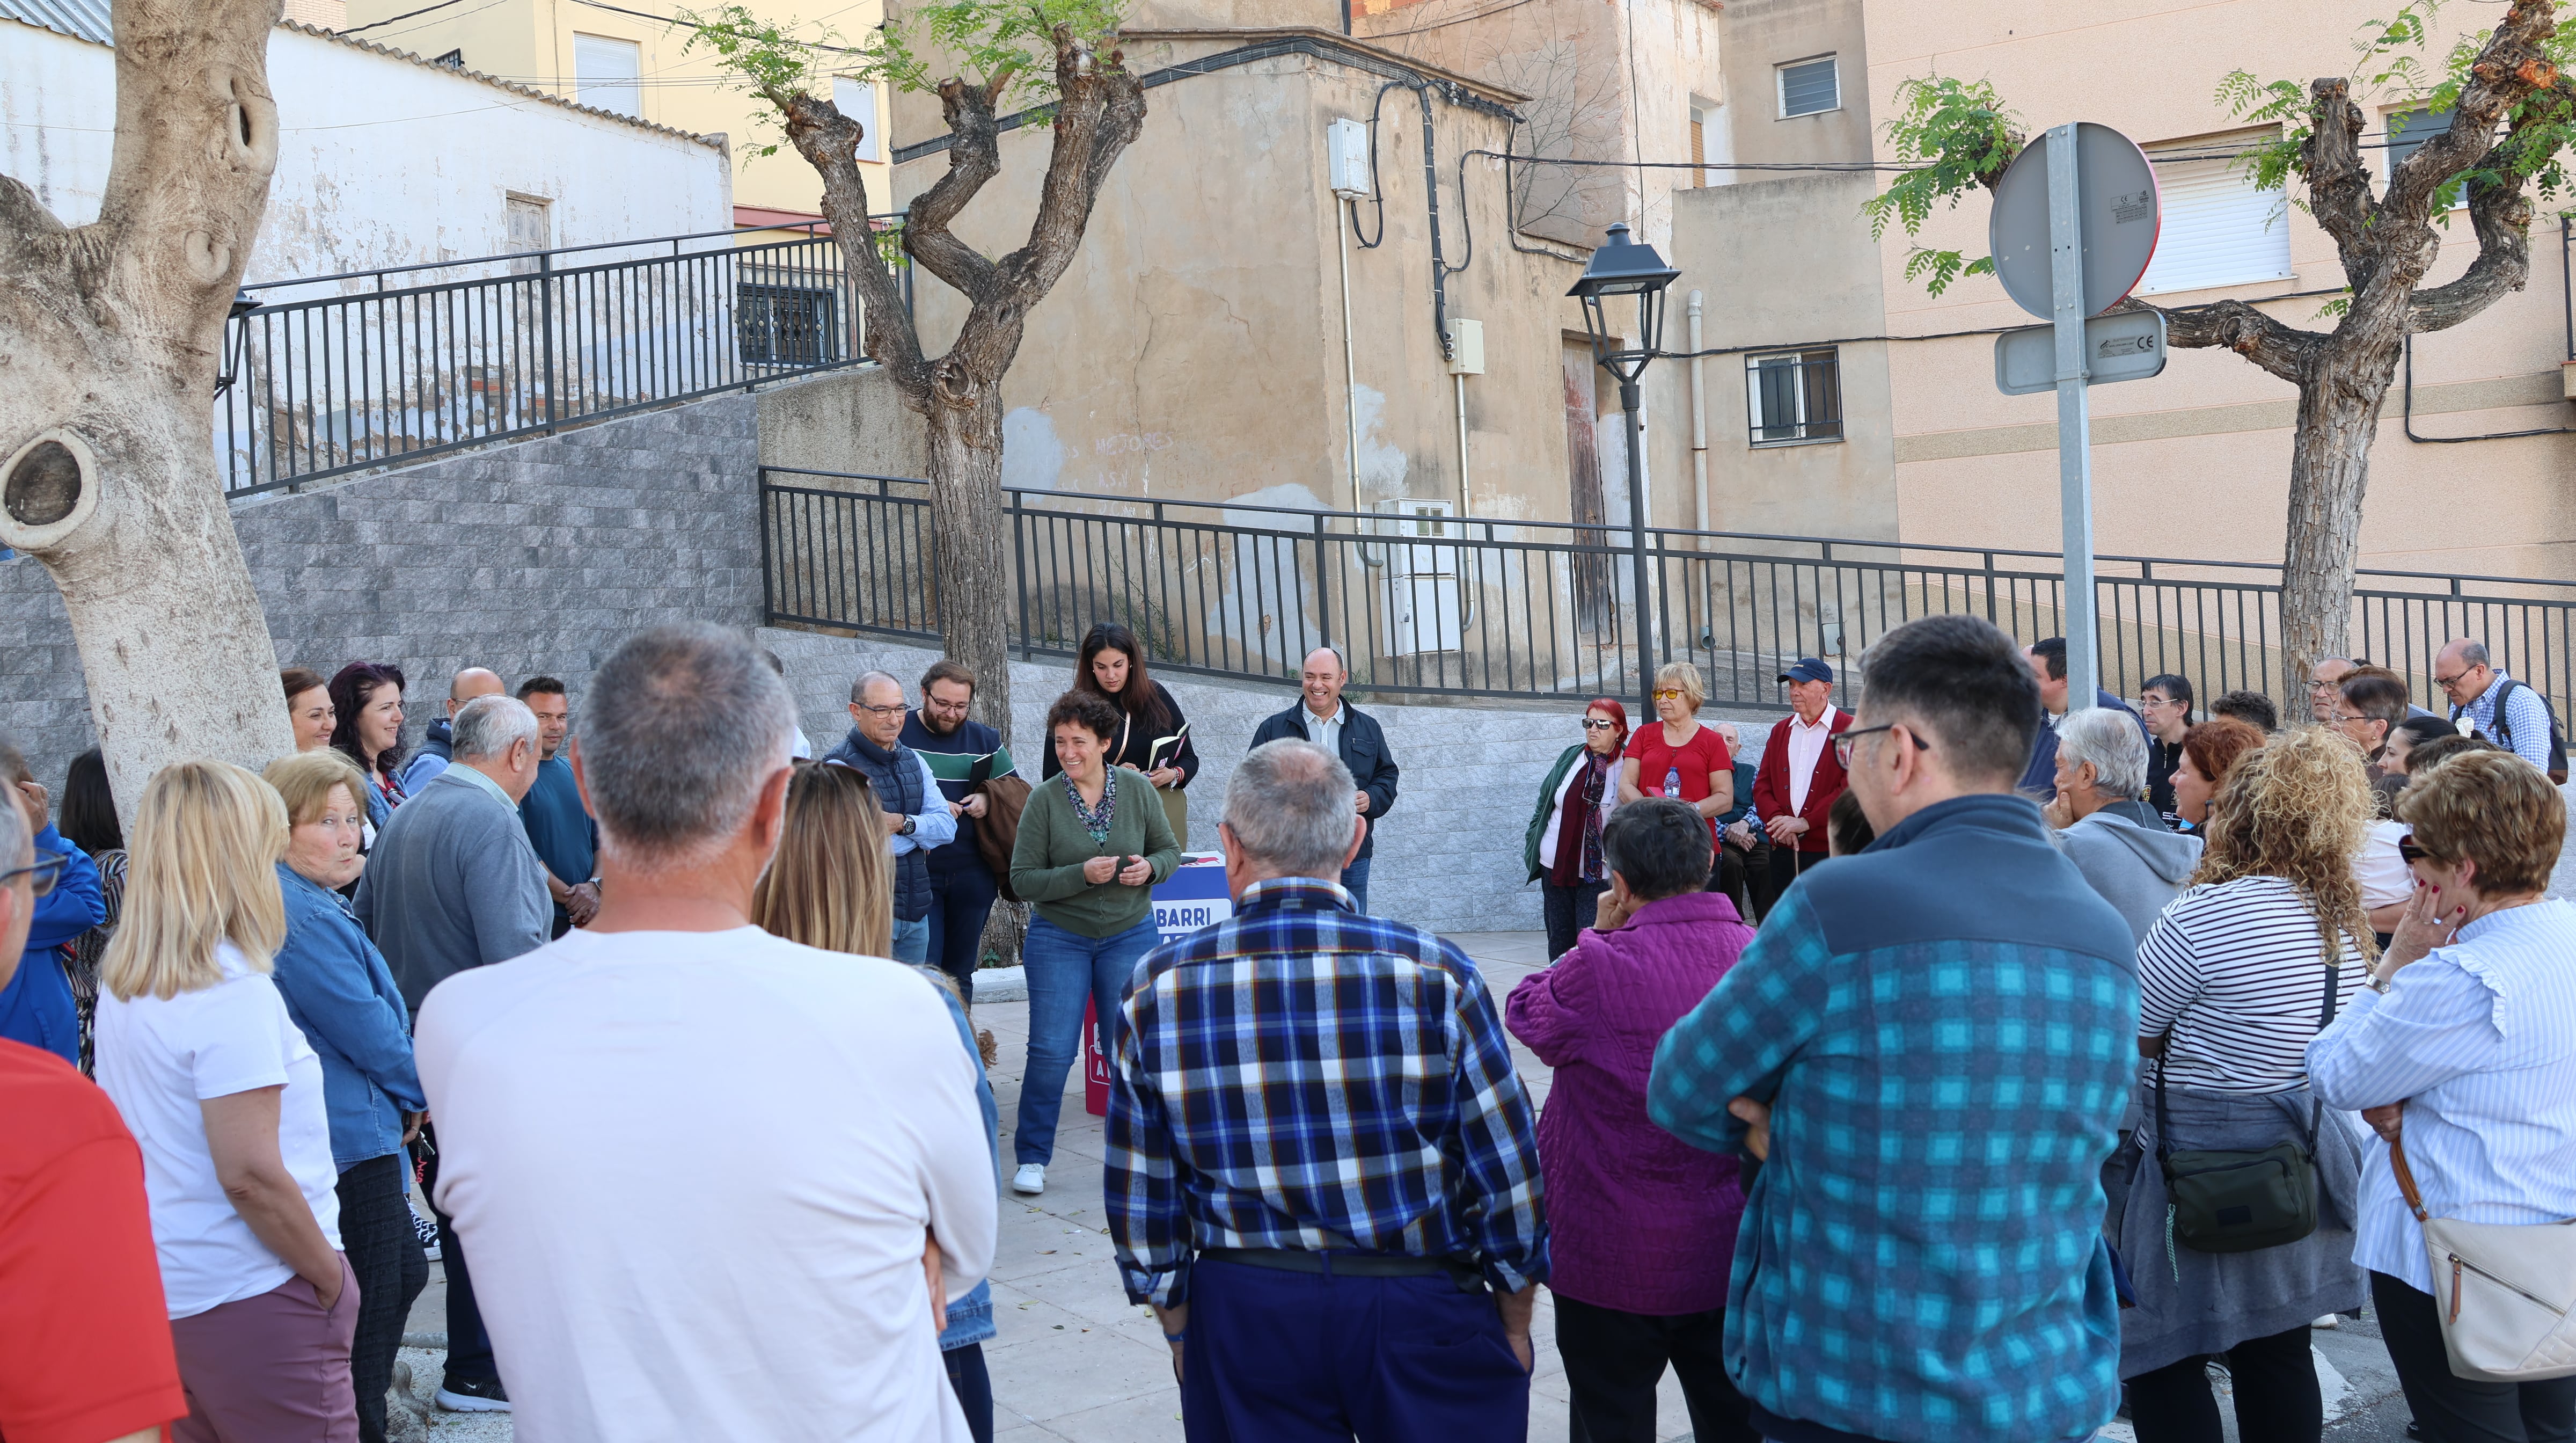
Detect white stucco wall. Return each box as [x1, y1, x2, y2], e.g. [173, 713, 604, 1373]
[0, 19, 729, 286]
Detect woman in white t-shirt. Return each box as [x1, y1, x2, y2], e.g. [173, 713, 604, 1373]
[2116, 727, 2375, 1443]
[93, 760, 359, 1442]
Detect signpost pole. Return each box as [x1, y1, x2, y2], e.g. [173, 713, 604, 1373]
[2045, 122, 2101, 706]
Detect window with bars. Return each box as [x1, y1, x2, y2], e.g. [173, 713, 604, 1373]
[1746, 348, 1842, 445]
[1777, 56, 1838, 118]
[738, 284, 841, 367]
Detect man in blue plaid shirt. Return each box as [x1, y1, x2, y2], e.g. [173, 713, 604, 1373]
[1650, 615, 2139, 1443]
[1107, 739, 1548, 1442]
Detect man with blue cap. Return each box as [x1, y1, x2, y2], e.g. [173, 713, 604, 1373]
[1739, 657, 1852, 918]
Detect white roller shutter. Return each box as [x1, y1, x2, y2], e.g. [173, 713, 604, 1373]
[574, 33, 642, 119]
[2135, 146, 2292, 296]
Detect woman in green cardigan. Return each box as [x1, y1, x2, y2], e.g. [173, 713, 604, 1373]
[1006, 689, 1181, 1196]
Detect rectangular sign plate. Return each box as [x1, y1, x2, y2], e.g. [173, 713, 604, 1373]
[1994, 310, 2168, 395]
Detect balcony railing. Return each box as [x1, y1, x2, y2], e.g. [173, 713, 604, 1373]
[760, 465, 2576, 724]
[217, 224, 901, 497]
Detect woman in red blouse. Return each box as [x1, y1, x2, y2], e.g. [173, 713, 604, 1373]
[1620, 662, 1733, 851]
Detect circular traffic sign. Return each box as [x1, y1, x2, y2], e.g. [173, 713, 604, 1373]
[1988, 122, 2160, 320]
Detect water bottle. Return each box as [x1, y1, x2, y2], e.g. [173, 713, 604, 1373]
[1664, 764, 1682, 799]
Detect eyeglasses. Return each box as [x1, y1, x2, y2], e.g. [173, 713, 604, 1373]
[0, 850, 65, 899]
[2397, 833, 2429, 865]
[2328, 711, 2371, 725]
[1832, 723, 1931, 766]
[853, 702, 908, 717]
[1580, 718, 1619, 731]
[1652, 689, 1689, 701]
[2433, 670, 2472, 689]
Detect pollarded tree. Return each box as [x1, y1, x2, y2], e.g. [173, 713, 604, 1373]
[0, 0, 293, 816]
[1866, 0, 2575, 690]
[686, 1, 1146, 743]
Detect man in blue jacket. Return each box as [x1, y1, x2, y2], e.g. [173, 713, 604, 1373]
[0, 739, 103, 1066]
[1649, 614, 2138, 1443]
[1247, 646, 1398, 912]
[2018, 636, 2147, 797]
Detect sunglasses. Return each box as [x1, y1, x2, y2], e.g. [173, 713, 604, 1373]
[1652, 689, 1688, 701]
[0, 850, 65, 899]
[1580, 719, 1620, 731]
[2397, 833, 2429, 865]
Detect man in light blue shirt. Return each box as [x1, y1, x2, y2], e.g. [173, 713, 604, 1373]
[2434, 638, 2560, 774]
[822, 671, 956, 963]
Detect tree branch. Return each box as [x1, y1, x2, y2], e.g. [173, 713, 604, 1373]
[2385, 0, 2560, 218]
[903, 76, 1005, 300]
[777, 87, 928, 395]
[2409, 76, 2572, 332]
[2299, 78, 2376, 260]
[2122, 296, 2320, 385]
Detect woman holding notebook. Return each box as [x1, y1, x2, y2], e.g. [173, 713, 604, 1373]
[1044, 621, 1199, 844]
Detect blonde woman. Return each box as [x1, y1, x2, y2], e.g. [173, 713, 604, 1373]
[752, 759, 1001, 1443]
[2117, 728, 2374, 1443]
[1618, 661, 1734, 844]
[93, 760, 358, 1443]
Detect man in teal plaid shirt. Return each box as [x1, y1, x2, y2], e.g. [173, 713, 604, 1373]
[1650, 615, 2139, 1443]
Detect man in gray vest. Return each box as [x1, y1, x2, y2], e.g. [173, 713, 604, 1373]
[823, 670, 956, 963]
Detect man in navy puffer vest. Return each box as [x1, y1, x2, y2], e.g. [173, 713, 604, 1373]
[824, 670, 956, 963]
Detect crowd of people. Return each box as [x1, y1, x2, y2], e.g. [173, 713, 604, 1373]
[1, 614, 2571, 1443]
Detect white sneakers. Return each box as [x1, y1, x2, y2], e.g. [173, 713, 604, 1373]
[1012, 1163, 1046, 1196]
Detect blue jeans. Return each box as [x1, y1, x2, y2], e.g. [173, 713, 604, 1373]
[1340, 857, 1371, 914]
[1014, 914, 1161, 1167]
[925, 861, 1000, 1004]
[890, 914, 930, 964]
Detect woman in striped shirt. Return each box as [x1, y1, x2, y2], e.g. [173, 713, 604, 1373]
[2308, 750, 2576, 1440]
[2118, 727, 2375, 1443]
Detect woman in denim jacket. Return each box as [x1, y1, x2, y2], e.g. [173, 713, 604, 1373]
[264, 751, 429, 1443]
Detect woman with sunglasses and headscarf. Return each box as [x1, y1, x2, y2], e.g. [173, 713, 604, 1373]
[1525, 698, 1629, 961]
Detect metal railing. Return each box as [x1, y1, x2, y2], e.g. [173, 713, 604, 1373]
[759, 467, 2576, 720]
[217, 223, 904, 497]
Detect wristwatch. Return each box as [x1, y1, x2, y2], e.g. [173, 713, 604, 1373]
[899, 815, 917, 836]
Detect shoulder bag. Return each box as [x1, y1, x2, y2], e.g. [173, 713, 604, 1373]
[2155, 958, 2338, 1253]
[2389, 1107, 2576, 1381]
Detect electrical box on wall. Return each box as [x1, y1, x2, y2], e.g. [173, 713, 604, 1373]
[1327, 118, 1371, 200]
[1445, 318, 1485, 375]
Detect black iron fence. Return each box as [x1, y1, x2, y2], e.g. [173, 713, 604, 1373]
[759, 466, 2576, 722]
[218, 225, 899, 497]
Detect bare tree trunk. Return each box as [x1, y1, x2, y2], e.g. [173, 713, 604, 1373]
[926, 393, 1014, 739]
[0, 0, 291, 821]
[2277, 347, 2397, 690]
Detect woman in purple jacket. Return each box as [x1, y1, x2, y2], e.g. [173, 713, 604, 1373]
[1506, 796, 1759, 1443]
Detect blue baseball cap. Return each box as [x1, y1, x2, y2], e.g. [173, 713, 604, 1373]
[1778, 658, 1834, 684]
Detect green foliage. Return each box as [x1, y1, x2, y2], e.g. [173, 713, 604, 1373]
[1861, 76, 2023, 298]
[677, 4, 840, 158]
[2211, 0, 2576, 220]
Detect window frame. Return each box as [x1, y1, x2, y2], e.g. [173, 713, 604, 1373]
[736, 281, 843, 368]
[1744, 347, 1845, 448]
[1775, 55, 1840, 120]
[572, 32, 644, 120]
[2383, 105, 2467, 210]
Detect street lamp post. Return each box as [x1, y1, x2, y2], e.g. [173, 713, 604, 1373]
[1569, 223, 1682, 720]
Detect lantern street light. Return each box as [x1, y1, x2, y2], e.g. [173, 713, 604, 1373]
[1568, 222, 1681, 718]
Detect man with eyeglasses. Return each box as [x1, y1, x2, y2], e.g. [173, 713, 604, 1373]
[0, 763, 191, 1443]
[0, 736, 103, 1067]
[824, 671, 957, 964]
[2433, 637, 2566, 779]
[1650, 614, 2138, 1443]
[2307, 656, 2359, 724]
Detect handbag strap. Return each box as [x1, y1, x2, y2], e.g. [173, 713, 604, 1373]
[2387, 1105, 2434, 1222]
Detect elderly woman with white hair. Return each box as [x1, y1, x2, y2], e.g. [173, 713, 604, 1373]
[2046, 707, 2204, 944]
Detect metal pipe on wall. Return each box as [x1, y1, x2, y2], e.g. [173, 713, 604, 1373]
[1688, 290, 1708, 533]
[1455, 373, 1470, 513]
[1338, 197, 1362, 513]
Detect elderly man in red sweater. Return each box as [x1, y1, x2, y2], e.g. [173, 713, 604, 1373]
[1738, 658, 1853, 920]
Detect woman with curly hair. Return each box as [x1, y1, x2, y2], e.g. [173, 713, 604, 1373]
[2114, 727, 2375, 1443]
